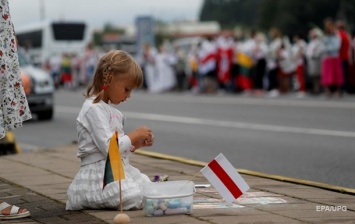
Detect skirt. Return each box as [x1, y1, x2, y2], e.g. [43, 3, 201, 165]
[66, 160, 151, 210]
[321, 56, 343, 86]
[0, 0, 32, 139]
[307, 58, 321, 78]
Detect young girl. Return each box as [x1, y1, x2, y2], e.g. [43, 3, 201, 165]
[66, 50, 154, 211]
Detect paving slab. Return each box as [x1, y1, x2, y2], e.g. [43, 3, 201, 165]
[0, 144, 354, 224]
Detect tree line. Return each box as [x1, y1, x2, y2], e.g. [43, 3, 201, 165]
[199, 0, 355, 38]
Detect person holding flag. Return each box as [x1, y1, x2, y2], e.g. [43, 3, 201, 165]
[66, 50, 154, 211]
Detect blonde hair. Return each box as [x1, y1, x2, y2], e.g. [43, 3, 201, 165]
[85, 50, 143, 103]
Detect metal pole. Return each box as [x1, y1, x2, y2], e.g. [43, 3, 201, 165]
[39, 0, 45, 21]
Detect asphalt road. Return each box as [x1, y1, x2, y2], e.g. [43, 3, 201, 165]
[13, 88, 355, 189]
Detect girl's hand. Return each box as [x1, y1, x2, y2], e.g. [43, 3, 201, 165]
[143, 134, 154, 147]
[127, 126, 154, 149]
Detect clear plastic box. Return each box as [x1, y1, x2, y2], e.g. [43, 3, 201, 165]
[141, 180, 195, 216]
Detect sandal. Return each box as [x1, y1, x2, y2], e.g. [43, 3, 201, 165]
[0, 201, 30, 220]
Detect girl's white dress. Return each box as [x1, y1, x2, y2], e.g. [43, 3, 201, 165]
[66, 98, 150, 210]
[0, 0, 32, 139]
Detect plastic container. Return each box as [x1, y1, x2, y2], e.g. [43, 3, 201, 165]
[141, 180, 195, 216]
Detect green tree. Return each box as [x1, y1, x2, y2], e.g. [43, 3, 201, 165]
[199, 0, 355, 38]
[200, 0, 262, 29]
[259, 0, 340, 38]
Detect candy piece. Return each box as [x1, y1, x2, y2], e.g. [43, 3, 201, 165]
[159, 202, 167, 211]
[152, 201, 159, 209]
[164, 208, 188, 215]
[167, 199, 181, 209]
[153, 209, 164, 216]
[145, 205, 155, 216]
[145, 199, 154, 207]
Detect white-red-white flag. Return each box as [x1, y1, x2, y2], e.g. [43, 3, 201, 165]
[201, 153, 250, 204]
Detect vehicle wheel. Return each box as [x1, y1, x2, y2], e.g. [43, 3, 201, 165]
[37, 109, 54, 120]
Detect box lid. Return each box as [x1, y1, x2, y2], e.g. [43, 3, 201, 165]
[141, 180, 195, 199]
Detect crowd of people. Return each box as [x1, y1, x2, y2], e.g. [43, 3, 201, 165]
[42, 42, 101, 89]
[139, 18, 355, 98]
[37, 18, 355, 99]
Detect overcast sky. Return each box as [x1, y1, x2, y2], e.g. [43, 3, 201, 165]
[9, 0, 203, 29]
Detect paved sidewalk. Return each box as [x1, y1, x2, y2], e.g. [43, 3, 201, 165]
[0, 144, 354, 224]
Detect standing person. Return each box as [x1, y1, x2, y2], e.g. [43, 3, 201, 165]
[82, 42, 99, 85]
[0, 0, 32, 219]
[216, 33, 234, 91]
[306, 28, 324, 95]
[66, 50, 154, 210]
[292, 34, 307, 97]
[321, 18, 343, 97]
[198, 38, 218, 93]
[349, 32, 355, 91]
[48, 54, 62, 88]
[266, 27, 282, 97]
[70, 53, 82, 89]
[277, 36, 295, 94]
[153, 45, 177, 93]
[186, 44, 199, 92]
[60, 53, 72, 89]
[173, 46, 187, 92]
[336, 19, 352, 94]
[141, 43, 157, 93]
[251, 32, 268, 96]
[235, 32, 255, 94]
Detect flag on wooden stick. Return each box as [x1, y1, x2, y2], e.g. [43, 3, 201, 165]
[200, 153, 249, 204]
[103, 132, 125, 189]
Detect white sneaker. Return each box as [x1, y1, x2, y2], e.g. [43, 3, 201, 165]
[296, 91, 306, 98]
[268, 89, 279, 98]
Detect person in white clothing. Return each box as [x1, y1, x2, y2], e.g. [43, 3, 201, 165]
[252, 32, 268, 95]
[141, 43, 158, 92]
[291, 34, 307, 96]
[266, 27, 283, 97]
[306, 28, 324, 94]
[66, 50, 154, 211]
[278, 36, 296, 94]
[48, 54, 62, 88]
[153, 45, 177, 93]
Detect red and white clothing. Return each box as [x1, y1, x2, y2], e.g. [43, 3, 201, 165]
[292, 39, 307, 92]
[198, 40, 217, 76]
[216, 37, 234, 84]
[338, 29, 351, 62]
[321, 34, 343, 87]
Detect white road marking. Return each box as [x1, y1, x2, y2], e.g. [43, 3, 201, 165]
[56, 106, 355, 138]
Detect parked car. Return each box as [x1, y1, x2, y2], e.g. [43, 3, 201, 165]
[18, 48, 55, 120]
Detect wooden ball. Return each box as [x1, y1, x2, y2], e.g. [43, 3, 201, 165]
[113, 213, 130, 223]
